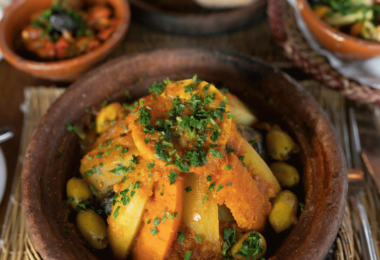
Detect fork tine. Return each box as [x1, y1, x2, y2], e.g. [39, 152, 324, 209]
[340, 102, 353, 169]
[347, 101, 361, 169]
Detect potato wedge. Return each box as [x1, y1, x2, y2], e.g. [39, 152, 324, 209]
[182, 173, 219, 245]
[107, 177, 154, 259]
[225, 92, 258, 126]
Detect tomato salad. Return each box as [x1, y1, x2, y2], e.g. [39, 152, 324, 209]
[21, 0, 118, 60]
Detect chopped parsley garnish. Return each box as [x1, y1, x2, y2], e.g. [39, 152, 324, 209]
[222, 227, 236, 256]
[236, 231, 264, 259]
[168, 170, 178, 185]
[147, 161, 155, 170]
[147, 219, 151, 224]
[113, 206, 120, 220]
[225, 144, 237, 153]
[219, 88, 229, 94]
[206, 175, 212, 181]
[66, 121, 74, 132]
[184, 84, 195, 93]
[211, 131, 220, 143]
[210, 149, 223, 159]
[139, 107, 152, 126]
[273, 150, 278, 155]
[203, 193, 209, 204]
[248, 139, 256, 145]
[145, 138, 151, 144]
[185, 186, 192, 193]
[89, 184, 99, 198]
[150, 227, 159, 236]
[177, 231, 185, 242]
[149, 82, 166, 95]
[83, 169, 94, 179]
[239, 156, 247, 168]
[299, 202, 305, 211]
[209, 182, 216, 191]
[195, 235, 201, 244]
[217, 184, 224, 192]
[224, 165, 232, 171]
[184, 251, 192, 260]
[154, 217, 160, 226]
[227, 183, 233, 186]
[99, 139, 111, 149]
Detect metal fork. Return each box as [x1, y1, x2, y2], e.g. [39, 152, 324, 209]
[323, 99, 377, 260]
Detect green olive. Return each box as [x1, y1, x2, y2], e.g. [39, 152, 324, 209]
[66, 177, 92, 208]
[266, 125, 298, 161]
[269, 190, 298, 233]
[76, 209, 108, 249]
[269, 162, 300, 188]
[230, 231, 266, 259]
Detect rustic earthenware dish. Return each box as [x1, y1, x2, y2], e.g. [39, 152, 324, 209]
[297, 0, 380, 60]
[0, 0, 130, 81]
[22, 48, 347, 260]
[130, 0, 266, 36]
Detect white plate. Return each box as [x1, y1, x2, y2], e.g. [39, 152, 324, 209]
[0, 147, 6, 205]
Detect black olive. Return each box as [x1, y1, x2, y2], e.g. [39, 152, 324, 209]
[100, 189, 115, 216]
[236, 124, 267, 160]
[49, 11, 77, 32]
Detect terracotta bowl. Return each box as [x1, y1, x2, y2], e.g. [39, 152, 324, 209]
[22, 48, 347, 260]
[297, 0, 380, 60]
[0, 0, 130, 81]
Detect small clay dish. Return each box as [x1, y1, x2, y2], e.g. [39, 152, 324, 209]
[297, 0, 380, 60]
[22, 48, 347, 260]
[0, 0, 130, 81]
[130, 0, 266, 36]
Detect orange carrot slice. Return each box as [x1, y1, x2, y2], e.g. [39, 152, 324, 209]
[132, 176, 184, 260]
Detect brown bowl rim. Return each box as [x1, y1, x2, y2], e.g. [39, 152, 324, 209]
[0, 0, 130, 72]
[21, 47, 348, 260]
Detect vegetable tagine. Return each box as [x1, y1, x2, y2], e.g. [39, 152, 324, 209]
[310, 0, 380, 42]
[65, 76, 304, 260]
[20, 0, 118, 60]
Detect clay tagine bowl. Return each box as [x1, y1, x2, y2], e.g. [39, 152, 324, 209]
[297, 0, 380, 60]
[22, 48, 347, 260]
[0, 0, 130, 81]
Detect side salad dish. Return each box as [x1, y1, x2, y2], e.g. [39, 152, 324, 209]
[310, 0, 380, 42]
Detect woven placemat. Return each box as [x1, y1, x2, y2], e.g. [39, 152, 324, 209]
[267, 0, 380, 106]
[0, 87, 64, 260]
[0, 84, 379, 260]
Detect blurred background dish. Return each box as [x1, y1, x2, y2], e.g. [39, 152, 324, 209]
[297, 0, 380, 60]
[0, 0, 130, 81]
[130, 0, 266, 36]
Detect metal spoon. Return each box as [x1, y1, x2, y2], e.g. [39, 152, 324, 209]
[0, 126, 14, 143]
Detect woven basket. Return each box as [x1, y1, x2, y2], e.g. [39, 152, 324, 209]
[267, 0, 380, 106]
